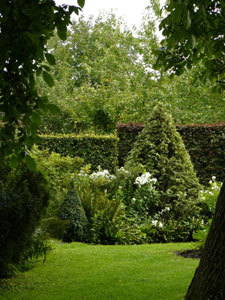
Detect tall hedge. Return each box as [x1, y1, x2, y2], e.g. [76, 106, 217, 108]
[125, 103, 201, 221]
[39, 134, 119, 173]
[117, 123, 225, 185]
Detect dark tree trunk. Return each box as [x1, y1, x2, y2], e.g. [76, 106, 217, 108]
[185, 180, 225, 300]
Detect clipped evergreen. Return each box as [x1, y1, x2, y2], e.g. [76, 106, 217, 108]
[125, 103, 201, 221]
[58, 183, 88, 242]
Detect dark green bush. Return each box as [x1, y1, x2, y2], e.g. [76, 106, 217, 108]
[58, 183, 88, 242]
[125, 103, 201, 225]
[0, 161, 49, 278]
[39, 133, 119, 173]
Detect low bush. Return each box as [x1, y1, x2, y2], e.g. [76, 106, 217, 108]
[58, 183, 88, 243]
[193, 176, 222, 252]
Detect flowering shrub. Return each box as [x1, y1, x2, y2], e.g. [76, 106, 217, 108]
[194, 177, 222, 251]
[71, 164, 159, 244]
[199, 176, 222, 220]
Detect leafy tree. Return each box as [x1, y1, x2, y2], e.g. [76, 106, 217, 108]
[155, 1, 225, 299]
[37, 12, 151, 133]
[0, 0, 85, 168]
[38, 10, 225, 135]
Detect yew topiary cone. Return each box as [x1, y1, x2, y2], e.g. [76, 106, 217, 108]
[125, 103, 201, 221]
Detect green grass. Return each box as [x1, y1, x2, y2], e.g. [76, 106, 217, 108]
[0, 242, 199, 300]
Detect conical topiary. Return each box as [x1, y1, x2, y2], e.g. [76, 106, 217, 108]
[58, 182, 88, 242]
[125, 103, 201, 221]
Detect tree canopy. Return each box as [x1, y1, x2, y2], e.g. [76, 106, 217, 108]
[37, 11, 225, 135]
[0, 0, 85, 168]
[155, 0, 225, 89]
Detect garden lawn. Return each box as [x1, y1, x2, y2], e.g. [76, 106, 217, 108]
[0, 241, 198, 300]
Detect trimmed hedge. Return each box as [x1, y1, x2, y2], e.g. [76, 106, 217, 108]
[117, 123, 225, 185]
[39, 134, 119, 173]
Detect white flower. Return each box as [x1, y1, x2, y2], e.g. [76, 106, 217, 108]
[152, 220, 158, 226]
[152, 220, 163, 228]
[158, 222, 163, 228]
[90, 169, 116, 180]
[135, 172, 157, 186]
[212, 176, 216, 180]
[78, 170, 88, 177]
[165, 207, 170, 211]
[117, 167, 129, 174]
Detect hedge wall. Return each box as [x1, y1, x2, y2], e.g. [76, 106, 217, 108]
[39, 134, 119, 173]
[117, 123, 225, 185]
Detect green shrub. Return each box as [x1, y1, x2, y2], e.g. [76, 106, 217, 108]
[74, 165, 115, 222]
[112, 165, 160, 220]
[39, 133, 119, 173]
[142, 217, 200, 243]
[193, 176, 222, 252]
[199, 176, 222, 220]
[125, 103, 202, 232]
[73, 166, 147, 244]
[31, 147, 84, 217]
[58, 183, 88, 242]
[21, 228, 52, 264]
[0, 161, 49, 278]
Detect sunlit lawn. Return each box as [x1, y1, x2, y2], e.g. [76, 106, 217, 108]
[0, 241, 199, 300]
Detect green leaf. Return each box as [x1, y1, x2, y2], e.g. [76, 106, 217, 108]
[45, 53, 56, 66]
[9, 155, 18, 168]
[78, 0, 85, 8]
[36, 67, 42, 76]
[186, 10, 191, 28]
[191, 34, 196, 48]
[69, 6, 80, 15]
[29, 74, 35, 88]
[43, 71, 54, 87]
[25, 155, 36, 171]
[42, 64, 51, 71]
[57, 23, 67, 41]
[31, 113, 41, 125]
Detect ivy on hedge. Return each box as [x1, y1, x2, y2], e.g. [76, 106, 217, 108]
[39, 134, 119, 173]
[117, 123, 225, 185]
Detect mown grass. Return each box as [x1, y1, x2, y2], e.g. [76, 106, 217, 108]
[0, 241, 199, 300]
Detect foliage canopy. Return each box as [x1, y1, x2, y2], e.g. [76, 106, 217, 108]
[0, 0, 84, 167]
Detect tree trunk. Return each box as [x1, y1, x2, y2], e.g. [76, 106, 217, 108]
[185, 180, 225, 300]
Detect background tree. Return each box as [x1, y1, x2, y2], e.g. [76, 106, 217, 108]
[38, 10, 225, 135]
[0, 0, 85, 168]
[154, 0, 225, 299]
